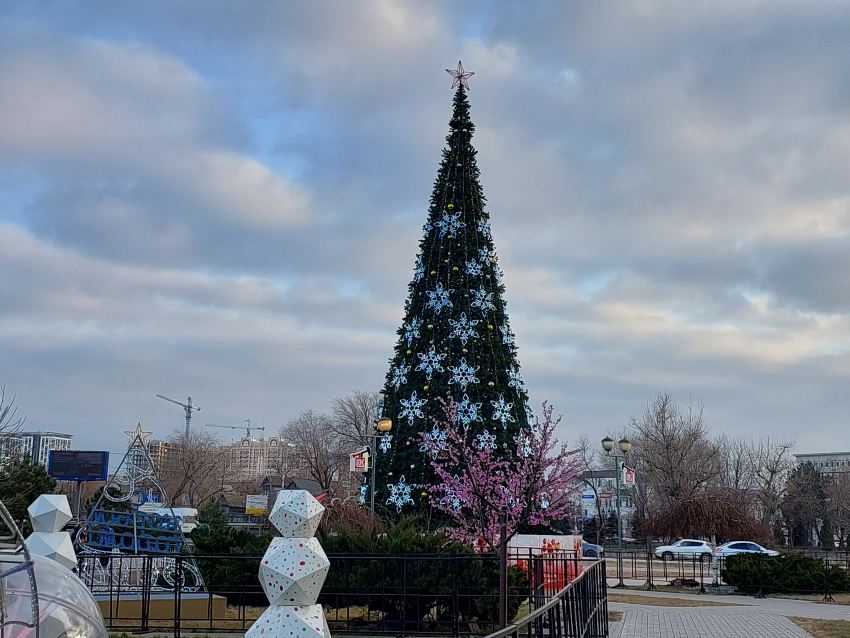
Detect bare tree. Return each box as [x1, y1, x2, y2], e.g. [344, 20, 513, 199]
[827, 471, 850, 549]
[746, 437, 795, 527]
[159, 428, 232, 508]
[575, 435, 616, 545]
[330, 390, 381, 452]
[281, 409, 348, 495]
[629, 392, 723, 507]
[0, 386, 26, 468]
[718, 435, 754, 492]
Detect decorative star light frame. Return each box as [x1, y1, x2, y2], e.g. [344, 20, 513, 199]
[446, 61, 475, 91]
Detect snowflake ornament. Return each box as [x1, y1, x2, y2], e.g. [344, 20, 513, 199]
[471, 288, 495, 316]
[477, 219, 492, 241]
[499, 324, 514, 346]
[440, 480, 463, 510]
[477, 429, 497, 450]
[423, 222, 433, 238]
[540, 492, 550, 509]
[359, 484, 367, 504]
[457, 393, 483, 428]
[478, 247, 493, 264]
[413, 254, 425, 282]
[426, 282, 454, 315]
[420, 424, 448, 460]
[435, 211, 465, 237]
[386, 475, 414, 512]
[399, 391, 427, 425]
[491, 395, 516, 429]
[465, 260, 483, 277]
[403, 317, 423, 347]
[379, 435, 393, 453]
[448, 312, 480, 345]
[519, 434, 533, 458]
[416, 345, 447, 380]
[449, 357, 480, 390]
[507, 366, 524, 389]
[525, 405, 535, 428]
[390, 362, 410, 391]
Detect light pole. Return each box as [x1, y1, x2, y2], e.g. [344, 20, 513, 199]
[368, 417, 393, 522]
[602, 436, 632, 588]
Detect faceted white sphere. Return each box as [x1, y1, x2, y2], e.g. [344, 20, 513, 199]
[269, 490, 324, 538]
[246, 604, 330, 638]
[28, 494, 73, 533]
[25, 532, 77, 571]
[259, 537, 330, 605]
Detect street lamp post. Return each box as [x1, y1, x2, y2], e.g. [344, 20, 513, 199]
[601, 436, 632, 588]
[369, 418, 393, 522]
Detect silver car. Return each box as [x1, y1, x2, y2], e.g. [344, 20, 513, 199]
[715, 541, 779, 558]
[654, 539, 713, 562]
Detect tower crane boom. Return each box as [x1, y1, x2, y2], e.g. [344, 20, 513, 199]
[156, 394, 201, 435]
[205, 420, 265, 438]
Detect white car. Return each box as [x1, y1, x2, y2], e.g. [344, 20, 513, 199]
[715, 541, 779, 558]
[654, 539, 713, 562]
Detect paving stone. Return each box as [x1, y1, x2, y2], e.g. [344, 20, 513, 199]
[614, 611, 813, 638]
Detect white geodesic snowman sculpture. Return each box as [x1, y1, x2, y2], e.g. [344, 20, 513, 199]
[247, 490, 331, 638]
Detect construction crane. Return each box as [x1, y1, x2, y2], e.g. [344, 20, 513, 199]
[205, 420, 265, 439]
[156, 394, 201, 435]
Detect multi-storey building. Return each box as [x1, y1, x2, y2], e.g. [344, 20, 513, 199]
[16, 431, 73, 467]
[227, 436, 301, 480]
[147, 439, 180, 476]
[794, 452, 850, 474]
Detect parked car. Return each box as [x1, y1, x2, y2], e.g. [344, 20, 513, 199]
[715, 541, 779, 558]
[582, 541, 604, 558]
[654, 539, 713, 562]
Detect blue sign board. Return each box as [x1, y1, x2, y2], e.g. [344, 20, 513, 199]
[581, 494, 595, 499]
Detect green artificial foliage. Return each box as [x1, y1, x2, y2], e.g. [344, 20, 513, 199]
[0, 456, 57, 533]
[377, 86, 531, 511]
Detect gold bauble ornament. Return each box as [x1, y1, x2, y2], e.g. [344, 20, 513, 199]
[428, 324, 434, 330]
[444, 259, 449, 263]
[452, 266, 458, 271]
[421, 491, 428, 497]
[487, 325, 494, 330]
[430, 270, 436, 275]
[488, 381, 495, 387]
[424, 385, 429, 391]
[429, 340, 434, 345]
[406, 440, 410, 446]
[406, 350, 412, 355]
[447, 203, 454, 209]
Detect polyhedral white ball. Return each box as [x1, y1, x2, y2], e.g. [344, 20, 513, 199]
[268, 490, 324, 538]
[25, 532, 77, 570]
[246, 604, 330, 638]
[259, 537, 330, 605]
[28, 494, 73, 533]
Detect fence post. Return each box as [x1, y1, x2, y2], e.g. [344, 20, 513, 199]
[756, 553, 764, 599]
[499, 512, 508, 628]
[823, 557, 835, 603]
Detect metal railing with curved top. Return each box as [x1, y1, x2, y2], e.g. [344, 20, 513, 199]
[483, 559, 608, 638]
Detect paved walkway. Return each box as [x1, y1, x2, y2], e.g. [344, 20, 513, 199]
[607, 586, 850, 637]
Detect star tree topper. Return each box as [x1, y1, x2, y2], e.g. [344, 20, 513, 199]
[446, 61, 474, 91]
[124, 422, 153, 447]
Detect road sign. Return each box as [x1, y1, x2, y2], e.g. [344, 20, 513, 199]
[597, 492, 613, 499]
[246, 494, 268, 514]
[581, 494, 595, 499]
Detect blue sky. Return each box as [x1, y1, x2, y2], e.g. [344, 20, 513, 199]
[2, 1, 850, 464]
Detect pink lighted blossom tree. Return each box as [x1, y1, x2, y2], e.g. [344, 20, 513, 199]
[420, 400, 580, 549]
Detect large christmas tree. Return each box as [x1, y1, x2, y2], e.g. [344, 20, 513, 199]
[376, 64, 531, 513]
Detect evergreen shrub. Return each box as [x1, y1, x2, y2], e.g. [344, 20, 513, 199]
[721, 553, 850, 595]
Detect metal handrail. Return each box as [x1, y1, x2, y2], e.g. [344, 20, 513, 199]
[483, 558, 606, 638]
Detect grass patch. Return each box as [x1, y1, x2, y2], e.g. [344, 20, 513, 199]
[789, 617, 850, 638]
[608, 611, 623, 622]
[608, 593, 738, 607]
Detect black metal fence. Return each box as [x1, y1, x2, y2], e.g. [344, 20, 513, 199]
[482, 559, 608, 638]
[603, 549, 850, 599]
[82, 550, 600, 637]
